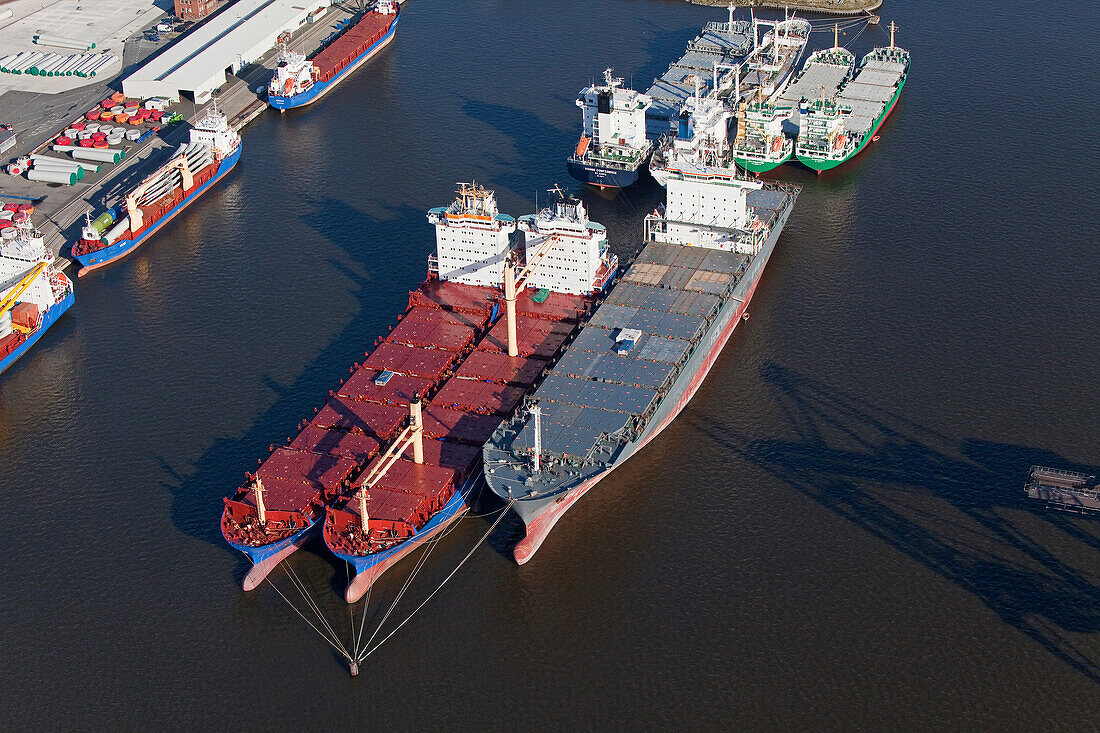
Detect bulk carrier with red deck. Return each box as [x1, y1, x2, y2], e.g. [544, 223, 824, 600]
[222, 183, 617, 598]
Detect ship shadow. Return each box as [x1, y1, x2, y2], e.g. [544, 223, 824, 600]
[688, 361, 1100, 683]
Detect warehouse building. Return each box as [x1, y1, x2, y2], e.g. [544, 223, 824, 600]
[123, 0, 330, 102]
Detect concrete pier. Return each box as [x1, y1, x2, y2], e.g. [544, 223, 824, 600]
[0, 4, 355, 265]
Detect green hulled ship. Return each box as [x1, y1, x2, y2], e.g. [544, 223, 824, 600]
[733, 32, 855, 173]
[796, 23, 909, 173]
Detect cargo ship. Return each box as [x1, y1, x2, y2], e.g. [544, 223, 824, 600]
[796, 23, 909, 173]
[223, 183, 617, 598]
[649, 75, 734, 187]
[567, 68, 654, 189]
[0, 213, 75, 376]
[267, 0, 398, 111]
[1025, 466, 1100, 514]
[70, 107, 241, 276]
[484, 162, 800, 563]
[643, 8, 806, 143]
[733, 34, 855, 173]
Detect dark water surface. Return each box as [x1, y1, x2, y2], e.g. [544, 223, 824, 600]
[2, 0, 1097, 728]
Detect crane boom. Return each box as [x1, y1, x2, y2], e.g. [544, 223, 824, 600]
[0, 261, 47, 320]
[502, 234, 561, 357]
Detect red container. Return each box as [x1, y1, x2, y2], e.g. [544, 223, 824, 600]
[93, 140, 108, 149]
[362, 341, 456, 381]
[454, 350, 548, 386]
[479, 317, 570, 359]
[10, 302, 41, 330]
[17, 204, 33, 214]
[55, 136, 72, 145]
[71, 122, 86, 131]
[11, 211, 28, 224]
[79, 139, 94, 148]
[92, 131, 107, 140]
[99, 112, 115, 122]
[237, 476, 319, 513]
[2, 203, 18, 212]
[150, 110, 163, 121]
[100, 99, 114, 109]
[421, 405, 501, 445]
[0, 333, 22, 359]
[86, 110, 101, 121]
[398, 440, 482, 480]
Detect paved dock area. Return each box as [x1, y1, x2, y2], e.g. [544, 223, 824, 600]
[0, 0, 166, 95]
[1, 4, 355, 267]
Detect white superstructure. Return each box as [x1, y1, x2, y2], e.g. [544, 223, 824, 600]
[269, 33, 314, 99]
[189, 106, 241, 160]
[0, 224, 69, 342]
[646, 165, 769, 255]
[426, 183, 516, 287]
[517, 190, 615, 296]
[577, 68, 651, 151]
[650, 74, 734, 187]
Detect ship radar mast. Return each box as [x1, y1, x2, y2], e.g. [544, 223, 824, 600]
[888, 20, 897, 48]
[603, 67, 622, 90]
[454, 181, 497, 216]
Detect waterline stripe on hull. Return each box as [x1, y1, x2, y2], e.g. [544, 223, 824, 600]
[332, 475, 478, 603]
[267, 15, 398, 111]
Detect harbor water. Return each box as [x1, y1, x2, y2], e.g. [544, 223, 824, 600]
[1, 0, 1097, 727]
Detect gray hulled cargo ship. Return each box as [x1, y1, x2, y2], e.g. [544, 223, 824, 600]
[484, 163, 799, 562]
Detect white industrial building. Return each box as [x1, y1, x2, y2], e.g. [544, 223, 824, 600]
[122, 0, 330, 102]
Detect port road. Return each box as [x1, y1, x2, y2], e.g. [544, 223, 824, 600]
[1, 4, 355, 268]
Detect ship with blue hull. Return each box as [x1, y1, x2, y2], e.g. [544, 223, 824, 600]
[71, 107, 241, 276]
[225, 518, 322, 592]
[0, 221, 74, 377]
[267, 1, 398, 111]
[223, 183, 612, 597]
[330, 474, 479, 602]
[565, 159, 644, 189]
[567, 69, 654, 189]
[322, 185, 615, 602]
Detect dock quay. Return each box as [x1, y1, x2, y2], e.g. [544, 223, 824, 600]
[686, 0, 882, 16]
[1, 2, 356, 267]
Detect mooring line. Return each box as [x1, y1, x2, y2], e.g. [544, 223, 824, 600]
[359, 500, 513, 662]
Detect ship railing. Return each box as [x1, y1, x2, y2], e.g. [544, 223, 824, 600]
[1029, 465, 1091, 482]
[426, 253, 438, 276]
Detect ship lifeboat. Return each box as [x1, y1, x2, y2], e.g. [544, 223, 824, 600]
[770, 136, 783, 153]
[833, 133, 847, 150]
[575, 136, 590, 157]
[284, 77, 294, 95]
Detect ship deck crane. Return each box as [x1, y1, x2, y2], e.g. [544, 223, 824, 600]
[0, 261, 47, 323]
[353, 397, 425, 533]
[502, 234, 561, 357]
